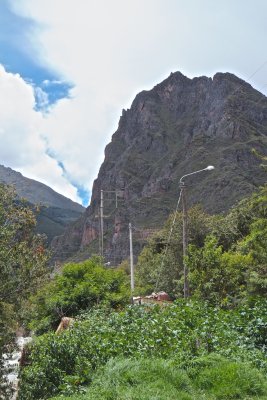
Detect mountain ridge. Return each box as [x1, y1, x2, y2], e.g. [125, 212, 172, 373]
[0, 164, 84, 243]
[0, 165, 84, 211]
[51, 71, 267, 264]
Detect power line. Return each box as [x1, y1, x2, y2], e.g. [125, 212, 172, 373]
[246, 60, 267, 82]
[154, 188, 182, 292]
[54, 61, 267, 268]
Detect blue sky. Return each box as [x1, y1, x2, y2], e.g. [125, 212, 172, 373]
[0, 1, 72, 107]
[0, 0, 90, 205]
[0, 0, 267, 206]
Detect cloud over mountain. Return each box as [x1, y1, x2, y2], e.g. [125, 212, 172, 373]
[0, 64, 80, 202]
[1, 0, 267, 206]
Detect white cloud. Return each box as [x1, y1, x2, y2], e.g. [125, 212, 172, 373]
[42, 79, 63, 86]
[34, 86, 49, 109]
[3, 0, 267, 206]
[8, 0, 188, 198]
[4, 2, 174, 203]
[0, 65, 80, 202]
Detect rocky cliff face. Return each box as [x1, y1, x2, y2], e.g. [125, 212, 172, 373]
[52, 72, 267, 264]
[0, 165, 84, 243]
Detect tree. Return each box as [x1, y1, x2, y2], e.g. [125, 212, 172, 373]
[27, 258, 131, 334]
[0, 184, 49, 395]
[136, 205, 212, 297]
[136, 186, 267, 301]
[237, 218, 267, 296]
[184, 187, 267, 303]
[186, 236, 252, 304]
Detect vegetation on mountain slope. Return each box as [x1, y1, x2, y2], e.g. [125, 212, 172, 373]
[0, 164, 84, 244]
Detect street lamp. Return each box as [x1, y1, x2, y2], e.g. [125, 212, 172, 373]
[179, 165, 215, 298]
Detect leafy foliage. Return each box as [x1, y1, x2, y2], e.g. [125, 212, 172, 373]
[0, 184, 49, 395]
[186, 236, 252, 304]
[237, 218, 267, 295]
[28, 258, 131, 333]
[136, 187, 267, 301]
[0, 185, 49, 308]
[186, 188, 267, 302]
[18, 299, 267, 399]
[50, 356, 267, 400]
[16, 186, 267, 399]
[136, 205, 212, 297]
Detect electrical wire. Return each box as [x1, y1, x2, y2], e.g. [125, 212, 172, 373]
[54, 61, 267, 266]
[154, 188, 182, 292]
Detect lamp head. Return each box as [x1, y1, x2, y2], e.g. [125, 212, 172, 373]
[205, 165, 215, 171]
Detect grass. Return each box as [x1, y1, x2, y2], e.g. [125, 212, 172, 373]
[51, 355, 267, 400]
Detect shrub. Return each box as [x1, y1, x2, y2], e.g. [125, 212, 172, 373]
[18, 299, 267, 399]
[28, 258, 130, 333]
[50, 356, 267, 400]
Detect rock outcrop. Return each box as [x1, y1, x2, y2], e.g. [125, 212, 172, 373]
[52, 72, 267, 264]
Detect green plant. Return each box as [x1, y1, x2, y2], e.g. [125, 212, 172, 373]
[0, 184, 49, 394]
[136, 205, 212, 297]
[187, 235, 252, 304]
[18, 300, 267, 399]
[28, 259, 130, 333]
[50, 356, 267, 400]
[192, 355, 267, 399]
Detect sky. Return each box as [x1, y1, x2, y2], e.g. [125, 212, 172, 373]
[0, 0, 267, 206]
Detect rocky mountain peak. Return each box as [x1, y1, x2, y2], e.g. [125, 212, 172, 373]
[52, 71, 267, 265]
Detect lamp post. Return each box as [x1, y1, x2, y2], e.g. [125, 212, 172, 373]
[179, 165, 215, 298]
[129, 222, 134, 292]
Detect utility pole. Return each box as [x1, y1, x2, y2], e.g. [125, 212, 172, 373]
[179, 165, 215, 298]
[98, 189, 124, 259]
[100, 189, 104, 257]
[180, 182, 189, 298]
[115, 190, 118, 209]
[129, 222, 134, 292]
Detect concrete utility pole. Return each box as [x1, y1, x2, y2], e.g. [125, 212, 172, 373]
[99, 189, 124, 259]
[100, 189, 104, 257]
[129, 222, 134, 292]
[179, 165, 215, 298]
[180, 181, 189, 298]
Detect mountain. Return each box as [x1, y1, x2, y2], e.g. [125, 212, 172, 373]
[0, 165, 84, 243]
[51, 71, 267, 264]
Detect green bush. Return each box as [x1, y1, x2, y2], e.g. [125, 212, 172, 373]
[136, 205, 212, 297]
[18, 299, 267, 399]
[28, 258, 130, 333]
[53, 358, 192, 400]
[0, 184, 49, 394]
[187, 235, 252, 304]
[194, 360, 266, 399]
[136, 187, 267, 301]
[50, 356, 267, 400]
